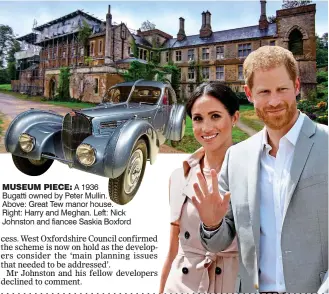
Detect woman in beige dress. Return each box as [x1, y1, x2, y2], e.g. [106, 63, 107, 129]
[159, 82, 240, 293]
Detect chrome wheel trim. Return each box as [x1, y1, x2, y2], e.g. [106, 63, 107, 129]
[28, 158, 48, 166]
[181, 119, 186, 138]
[124, 149, 143, 195]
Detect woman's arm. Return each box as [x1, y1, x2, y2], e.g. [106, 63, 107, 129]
[159, 222, 180, 293]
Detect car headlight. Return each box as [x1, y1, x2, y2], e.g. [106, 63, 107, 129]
[76, 144, 96, 166]
[19, 133, 35, 153]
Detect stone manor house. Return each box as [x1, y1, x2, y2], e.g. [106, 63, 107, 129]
[12, 1, 317, 102]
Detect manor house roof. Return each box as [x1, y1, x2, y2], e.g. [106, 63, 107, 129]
[163, 23, 277, 49]
[133, 34, 152, 48]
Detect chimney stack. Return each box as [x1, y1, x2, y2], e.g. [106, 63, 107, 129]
[259, 0, 269, 30]
[201, 11, 206, 28]
[200, 10, 212, 38]
[177, 17, 186, 41]
[105, 5, 113, 63]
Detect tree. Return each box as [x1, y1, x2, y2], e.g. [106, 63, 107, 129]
[0, 68, 9, 83]
[140, 20, 156, 32]
[77, 20, 92, 56]
[160, 64, 181, 100]
[268, 15, 277, 24]
[0, 25, 14, 68]
[56, 67, 71, 101]
[282, 0, 312, 9]
[130, 38, 138, 58]
[321, 33, 328, 49]
[6, 39, 21, 80]
[123, 60, 156, 81]
[316, 33, 328, 68]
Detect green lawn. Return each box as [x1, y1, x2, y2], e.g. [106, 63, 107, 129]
[0, 84, 11, 91]
[0, 89, 96, 109]
[169, 116, 249, 153]
[239, 104, 264, 132]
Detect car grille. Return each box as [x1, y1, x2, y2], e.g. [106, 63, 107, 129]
[62, 112, 92, 163]
[100, 120, 127, 128]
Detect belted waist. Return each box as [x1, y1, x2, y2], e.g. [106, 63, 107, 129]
[177, 243, 239, 258]
[176, 244, 238, 293]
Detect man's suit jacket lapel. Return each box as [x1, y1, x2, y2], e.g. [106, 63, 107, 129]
[282, 116, 316, 222]
[247, 132, 263, 272]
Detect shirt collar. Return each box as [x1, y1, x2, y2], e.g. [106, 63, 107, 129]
[261, 111, 305, 149]
[284, 111, 305, 146]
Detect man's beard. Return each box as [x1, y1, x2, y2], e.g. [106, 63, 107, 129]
[255, 100, 297, 130]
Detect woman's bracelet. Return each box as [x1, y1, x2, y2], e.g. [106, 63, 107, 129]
[203, 221, 221, 231]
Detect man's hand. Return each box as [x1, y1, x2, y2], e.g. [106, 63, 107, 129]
[191, 169, 231, 229]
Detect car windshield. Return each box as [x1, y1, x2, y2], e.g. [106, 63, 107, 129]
[103, 86, 162, 104]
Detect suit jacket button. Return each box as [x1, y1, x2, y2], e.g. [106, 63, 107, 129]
[215, 267, 222, 275]
[184, 231, 190, 239]
[182, 267, 188, 274]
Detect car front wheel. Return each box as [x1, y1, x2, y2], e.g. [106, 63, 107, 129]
[12, 155, 53, 176]
[108, 139, 147, 205]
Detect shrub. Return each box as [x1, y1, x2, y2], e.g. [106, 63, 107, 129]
[316, 115, 328, 125]
[316, 101, 327, 110]
[318, 91, 325, 99]
[55, 67, 71, 101]
[298, 99, 315, 113]
[317, 71, 328, 84]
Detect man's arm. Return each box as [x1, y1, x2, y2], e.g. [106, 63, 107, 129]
[197, 147, 236, 252]
[318, 271, 328, 293]
[199, 200, 236, 252]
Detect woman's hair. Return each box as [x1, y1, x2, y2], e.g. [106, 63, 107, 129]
[186, 81, 239, 118]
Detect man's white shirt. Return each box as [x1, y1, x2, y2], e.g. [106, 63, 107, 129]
[259, 111, 304, 292]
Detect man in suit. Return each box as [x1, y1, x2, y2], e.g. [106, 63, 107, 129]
[192, 45, 328, 293]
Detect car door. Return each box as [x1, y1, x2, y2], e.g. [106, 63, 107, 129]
[153, 87, 171, 144]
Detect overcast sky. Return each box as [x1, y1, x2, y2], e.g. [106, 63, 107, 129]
[0, 0, 328, 39]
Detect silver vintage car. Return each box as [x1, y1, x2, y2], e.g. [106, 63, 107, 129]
[5, 80, 186, 205]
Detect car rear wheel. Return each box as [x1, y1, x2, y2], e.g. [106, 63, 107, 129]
[12, 155, 53, 176]
[108, 139, 147, 205]
[170, 140, 181, 148]
[170, 118, 186, 148]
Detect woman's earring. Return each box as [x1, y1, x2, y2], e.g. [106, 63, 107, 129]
[232, 124, 235, 128]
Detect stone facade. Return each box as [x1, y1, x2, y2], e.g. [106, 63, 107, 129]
[275, 4, 317, 98]
[112, 24, 134, 62]
[44, 66, 124, 103]
[15, 2, 317, 102]
[160, 3, 317, 100]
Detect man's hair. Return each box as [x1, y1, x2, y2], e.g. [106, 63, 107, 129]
[243, 46, 299, 89]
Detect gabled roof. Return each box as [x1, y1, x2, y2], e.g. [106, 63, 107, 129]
[137, 29, 173, 40]
[23, 63, 39, 71]
[16, 33, 38, 44]
[163, 23, 277, 49]
[34, 10, 102, 31]
[133, 34, 152, 48]
[89, 22, 106, 38]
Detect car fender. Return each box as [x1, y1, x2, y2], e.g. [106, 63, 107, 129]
[5, 109, 63, 160]
[166, 104, 186, 141]
[104, 119, 159, 179]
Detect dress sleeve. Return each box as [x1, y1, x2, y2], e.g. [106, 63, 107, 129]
[169, 168, 186, 223]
